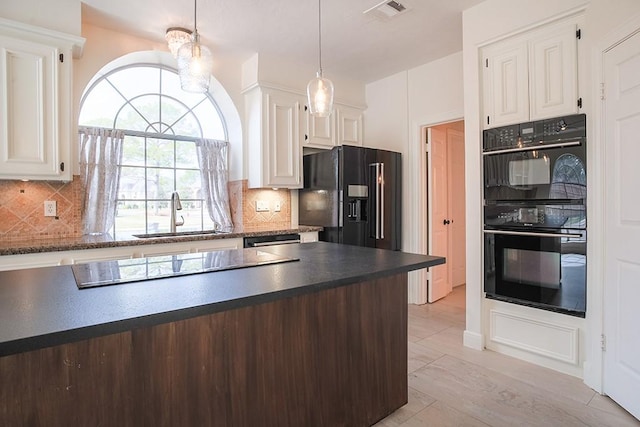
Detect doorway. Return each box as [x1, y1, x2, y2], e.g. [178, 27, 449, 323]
[425, 120, 466, 303]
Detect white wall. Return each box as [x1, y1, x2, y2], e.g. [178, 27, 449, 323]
[364, 52, 465, 304]
[463, 0, 640, 384]
[365, 72, 408, 154]
[408, 52, 465, 126]
[242, 52, 367, 108]
[0, 0, 80, 35]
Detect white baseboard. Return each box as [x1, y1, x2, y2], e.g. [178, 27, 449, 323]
[463, 330, 484, 350]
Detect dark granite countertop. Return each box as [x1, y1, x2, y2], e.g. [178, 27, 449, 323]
[0, 226, 323, 256]
[0, 242, 445, 357]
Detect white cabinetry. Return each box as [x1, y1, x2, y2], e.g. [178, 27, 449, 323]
[0, 238, 244, 272]
[302, 104, 364, 150]
[336, 106, 364, 146]
[0, 18, 84, 180]
[482, 17, 580, 129]
[246, 86, 303, 189]
[299, 231, 319, 243]
[303, 106, 336, 149]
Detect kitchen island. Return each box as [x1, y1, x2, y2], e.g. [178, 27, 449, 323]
[0, 242, 444, 426]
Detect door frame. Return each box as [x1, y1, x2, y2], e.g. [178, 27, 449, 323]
[585, 12, 640, 394]
[406, 113, 463, 306]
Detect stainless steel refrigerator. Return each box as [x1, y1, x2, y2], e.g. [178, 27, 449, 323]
[299, 145, 401, 250]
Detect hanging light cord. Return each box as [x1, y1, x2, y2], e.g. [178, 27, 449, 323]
[318, 0, 323, 75]
[194, 0, 198, 34]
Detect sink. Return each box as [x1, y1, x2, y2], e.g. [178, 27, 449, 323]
[132, 229, 228, 239]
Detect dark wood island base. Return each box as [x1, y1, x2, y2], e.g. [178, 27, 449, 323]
[1, 273, 408, 426]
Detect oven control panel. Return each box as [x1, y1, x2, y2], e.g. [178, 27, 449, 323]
[483, 114, 586, 152]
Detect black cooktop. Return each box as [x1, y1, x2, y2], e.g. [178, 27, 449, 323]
[72, 248, 299, 289]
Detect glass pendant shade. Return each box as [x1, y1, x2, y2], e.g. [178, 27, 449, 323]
[165, 27, 192, 58]
[307, 71, 334, 117]
[177, 32, 213, 93]
[308, 0, 334, 117]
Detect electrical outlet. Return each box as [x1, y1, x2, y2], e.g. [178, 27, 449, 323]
[256, 200, 269, 212]
[274, 201, 281, 212]
[44, 200, 57, 217]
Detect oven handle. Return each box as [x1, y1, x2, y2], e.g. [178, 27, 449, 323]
[482, 140, 582, 156]
[483, 229, 583, 239]
[250, 239, 301, 247]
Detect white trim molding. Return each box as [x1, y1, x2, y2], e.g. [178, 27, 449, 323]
[490, 309, 579, 365]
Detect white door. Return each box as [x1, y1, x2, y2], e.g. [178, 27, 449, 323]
[603, 29, 640, 420]
[429, 126, 451, 302]
[448, 129, 466, 287]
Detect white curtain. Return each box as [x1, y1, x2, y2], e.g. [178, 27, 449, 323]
[79, 127, 124, 235]
[196, 139, 234, 232]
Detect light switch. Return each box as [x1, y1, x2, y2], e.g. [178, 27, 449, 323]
[274, 201, 281, 212]
[256, 200, 269, 212]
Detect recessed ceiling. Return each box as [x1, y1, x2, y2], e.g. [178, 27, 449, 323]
[81, 0, 485, 83]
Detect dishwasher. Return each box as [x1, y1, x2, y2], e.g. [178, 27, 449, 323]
[243, 233, 301, 248]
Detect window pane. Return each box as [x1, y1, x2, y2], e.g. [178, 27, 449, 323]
[130, 94, 161, 133]
[114, 103, 151, 132]
[160, 96, 190, 135]
[193, 101, 226, 140]
[176, 140, 198, 168]
[115, 200, 146, 238]
[146, 138, 174, 168]
[176, 169, 201, 197]
[107, 67, 160, 101]
[171, 111, 202, 137]
[79, 79, 125, 127]
[160, 69, 207, 109]
[146, 168, 174, 199]
[147, 201, 169, 233]
[119, 166, 146, 200]
[121, 136, 145, 167]
[179, 200, 203, 231]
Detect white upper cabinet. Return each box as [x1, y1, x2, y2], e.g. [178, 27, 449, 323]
[303, 106, 336, 149]
[482, 16, 581, 129]
[0, 18, 84, 181]
[529, 21, 579, 120]
[302, 104, 364, 149]
[246, 87, 303, 189]
[336, 106, 364, 146]
[482, 40, 530, 128]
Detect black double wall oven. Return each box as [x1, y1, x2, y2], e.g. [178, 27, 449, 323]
[483, 114, 587, 317]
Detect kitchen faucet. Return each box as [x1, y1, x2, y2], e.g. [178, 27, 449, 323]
[170, 191, 184, 233]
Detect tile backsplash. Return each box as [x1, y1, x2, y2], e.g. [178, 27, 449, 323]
[229, 180, 291, 231]
[0, 178, 82, 242]
[0, 177, 292, 242]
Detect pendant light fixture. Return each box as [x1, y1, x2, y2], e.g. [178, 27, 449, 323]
[307, 0, 334, 117]
[165, 27, 192, 58]
[177, 0, 213, 93]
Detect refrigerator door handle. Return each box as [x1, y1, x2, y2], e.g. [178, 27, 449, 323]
[380, 162, 384, 239]
[370, 162, 384, 240]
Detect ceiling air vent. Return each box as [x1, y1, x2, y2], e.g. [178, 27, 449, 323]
[363, 0, 410, 21]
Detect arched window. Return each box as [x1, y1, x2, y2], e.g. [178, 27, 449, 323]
[79, 64, 229, 238]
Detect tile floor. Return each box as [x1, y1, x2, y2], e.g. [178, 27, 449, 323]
[374, 285, 640, 427]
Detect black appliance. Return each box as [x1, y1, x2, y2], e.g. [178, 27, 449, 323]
[243, 233, 301, 248]
[483, 114, 587, 317]
[299, 145, 401, 250]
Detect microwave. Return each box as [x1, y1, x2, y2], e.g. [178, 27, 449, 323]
[483, 114, 586, 204]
